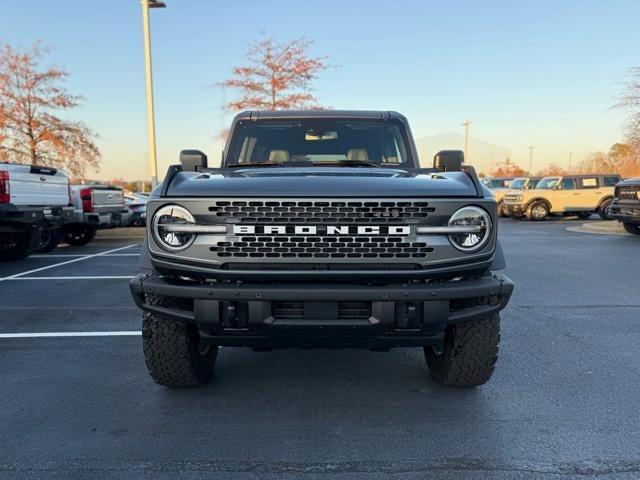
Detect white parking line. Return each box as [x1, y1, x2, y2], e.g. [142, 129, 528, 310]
[0, 244, 137, 282]
[4, 276, 135, 281]
[31, 253, 140, 258]
[0, 331, 141, 338]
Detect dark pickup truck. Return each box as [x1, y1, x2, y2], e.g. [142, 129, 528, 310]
[611, 177, 640, 235]
[130, 110, 513, 388]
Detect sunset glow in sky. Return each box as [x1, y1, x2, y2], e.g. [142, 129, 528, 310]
[2, 0, 639, 180]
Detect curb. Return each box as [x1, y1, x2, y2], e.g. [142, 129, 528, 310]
[566, 221, 630, 236]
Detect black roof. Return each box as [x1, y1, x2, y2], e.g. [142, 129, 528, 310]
[233, 110, 407, 121]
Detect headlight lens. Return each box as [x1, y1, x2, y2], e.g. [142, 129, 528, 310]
[152, 205, 196, 251]
[448, 206, 492, 252]
[515, 194, 524, 202]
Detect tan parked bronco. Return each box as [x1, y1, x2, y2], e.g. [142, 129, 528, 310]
[503, 174, 621, 220]
[481, 177, 514, 217]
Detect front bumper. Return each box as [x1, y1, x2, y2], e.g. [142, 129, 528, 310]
[129, 273, 514, 348]
[503, 204, 526, 217]
[611, 202, 640, 225]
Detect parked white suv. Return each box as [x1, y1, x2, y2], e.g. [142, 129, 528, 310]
[0, 163, 73, 260]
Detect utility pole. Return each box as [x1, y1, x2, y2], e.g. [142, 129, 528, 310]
[568, 151, 573, 172]
[141, 0, 166, 189]
[462, 121, 472, 160]
[527, 145, 535, 175]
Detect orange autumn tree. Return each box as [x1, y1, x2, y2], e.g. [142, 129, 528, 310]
[0, 43, 100, 177]
[220, 36, 330, 111]
[536, 162, 568, 176]
[490, 158, 527, 177]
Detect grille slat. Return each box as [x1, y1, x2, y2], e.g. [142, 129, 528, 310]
[271, 301, 372, 320]
[211, 200, 435, 223]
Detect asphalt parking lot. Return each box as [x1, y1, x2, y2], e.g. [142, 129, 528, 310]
[1, 219, 639, 480]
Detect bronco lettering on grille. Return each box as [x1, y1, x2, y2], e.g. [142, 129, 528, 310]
[232, 225, 411, 235]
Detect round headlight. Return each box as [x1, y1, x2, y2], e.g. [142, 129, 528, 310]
[152, 205, 196, 251]
[448, 206, 492, 252]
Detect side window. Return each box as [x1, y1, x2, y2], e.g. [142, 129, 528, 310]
[603, 176, 620, 186]
[578, 177, 599, 189]
[559, 178, 577, 190]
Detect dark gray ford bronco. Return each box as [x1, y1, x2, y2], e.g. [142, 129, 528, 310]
[130, 110, 513, 388]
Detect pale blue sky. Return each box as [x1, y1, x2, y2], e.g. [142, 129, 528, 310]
[2, 0, 639, 179]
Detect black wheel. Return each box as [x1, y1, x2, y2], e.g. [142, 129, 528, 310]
[623, 223, 640, 235]
[598, 199, 614, 220]
[526, 201, 549, 221]
[424, 314, 500, 387]
[63, 224, 97, 246]
[142, 295, 218, 387]
[0, 229, 40, 261]
[36, 228, 61, 253]
[497, 201, 507, 218]
[576, 212, 592, 219]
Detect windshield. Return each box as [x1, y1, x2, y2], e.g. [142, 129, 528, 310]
[509, 178, 528, 189]
[481, 178, 512, 189]
[225, 118, 414, 167]
[536, 177, 560, 189]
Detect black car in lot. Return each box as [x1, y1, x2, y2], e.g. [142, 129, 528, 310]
[130, 110, 513, 388]
[611, 178, 640, 235]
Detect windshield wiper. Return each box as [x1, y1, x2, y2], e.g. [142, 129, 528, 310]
[315, 160, 380, 168]
[225, 162, 284, 168]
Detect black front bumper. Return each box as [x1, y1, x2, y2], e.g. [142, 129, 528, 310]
[611, 202, 640, 225]
[504, 204, 525, 217]
[129, 273, 514, 349]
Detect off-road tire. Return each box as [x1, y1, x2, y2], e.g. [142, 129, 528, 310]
[598, 199, 614, 220]
[623, 223, 640, 235]
[526, 201, 549, 221]
[0, 229, 40, 261]
[63, 224, 97, 246]
[424, 314, 500, 387]
[142, 295, 218, 387]
[36, 228, 61, 253]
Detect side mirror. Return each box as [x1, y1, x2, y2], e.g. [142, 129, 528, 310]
[433, 150, 464, 172]
[179, 149, 208, 172]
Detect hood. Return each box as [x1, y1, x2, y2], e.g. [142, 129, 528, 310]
[616, 177, 640, 187]
[162, 167, 480, 198]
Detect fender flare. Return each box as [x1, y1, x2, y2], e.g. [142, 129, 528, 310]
[596, 195, 613, 210]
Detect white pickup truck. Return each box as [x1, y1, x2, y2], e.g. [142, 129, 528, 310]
[0, 163, 73, 260]
[64, 185, 129, 245]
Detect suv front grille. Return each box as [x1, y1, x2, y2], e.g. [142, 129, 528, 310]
[208, 200, 436, 224]
[617, 187, 639, 200]
[215, 236, 434, 259]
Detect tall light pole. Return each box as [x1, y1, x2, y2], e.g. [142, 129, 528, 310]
[568, 151, 573, 172]
[527, 145, 535, 175]
[141, 0, 166, 189]
[462, 121, 472, 160]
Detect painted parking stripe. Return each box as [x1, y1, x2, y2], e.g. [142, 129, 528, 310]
[31, 253, 140, 258]
[4, 276, 135, 281]
[0, 331, 141, 338]
[0, 244, 137, 282]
